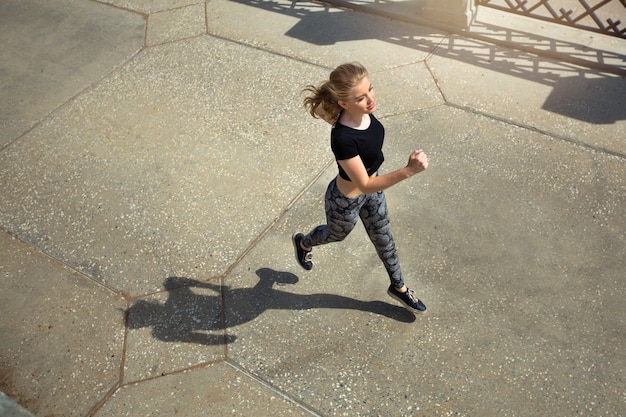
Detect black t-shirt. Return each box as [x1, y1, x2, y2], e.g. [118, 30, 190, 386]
[331, 114, 385, 181]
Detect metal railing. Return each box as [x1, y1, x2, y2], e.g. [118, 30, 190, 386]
[476, 0, 626, 38]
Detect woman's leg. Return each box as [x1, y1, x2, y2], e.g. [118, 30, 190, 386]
[302, 178, 362, 248]
[359, 191, 404, 289]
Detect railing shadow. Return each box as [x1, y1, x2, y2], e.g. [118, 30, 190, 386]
[126, 269, 415, 345]
[232, 0, 625, 74]
[228, 0, 625, 124]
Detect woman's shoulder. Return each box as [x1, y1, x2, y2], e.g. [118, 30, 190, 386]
[331, 123, 361, 149]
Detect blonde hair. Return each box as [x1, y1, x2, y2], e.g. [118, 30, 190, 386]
[303, 62, 369, 123]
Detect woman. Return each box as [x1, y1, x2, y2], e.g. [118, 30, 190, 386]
[293, 62, 429, 313]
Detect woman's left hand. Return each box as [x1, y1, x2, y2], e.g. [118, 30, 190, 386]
[406, 149, 429, 175]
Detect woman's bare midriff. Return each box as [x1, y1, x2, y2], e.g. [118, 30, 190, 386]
[336, 173, 377, 198]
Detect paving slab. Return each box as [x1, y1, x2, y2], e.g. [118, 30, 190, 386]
[0, 0, 144, 147]
[0, 36, 330, 296]
[206, 0, 446, 70]
[99, 0, 202, 14]
[0, 231, 127, 417]
[427, 35, 626, 156]
[146, 3, 207, 46]
[95, 361, 314, 416]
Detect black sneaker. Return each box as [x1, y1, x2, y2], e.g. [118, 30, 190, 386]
[292, 233, 313, 270]
[387, 285, 427, 313]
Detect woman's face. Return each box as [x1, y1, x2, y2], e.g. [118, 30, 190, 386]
[339, 76, 375, 115]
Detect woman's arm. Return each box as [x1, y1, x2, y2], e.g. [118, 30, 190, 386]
[338, 150, 428, 194]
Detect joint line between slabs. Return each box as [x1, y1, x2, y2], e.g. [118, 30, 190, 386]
[225, 361, 325, 417]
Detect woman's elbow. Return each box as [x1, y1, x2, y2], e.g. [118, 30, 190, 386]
[358, 180, 379, 195]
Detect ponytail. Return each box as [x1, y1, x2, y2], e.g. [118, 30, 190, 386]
[302, 62, 368, 124]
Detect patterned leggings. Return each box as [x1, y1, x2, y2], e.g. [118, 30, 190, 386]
[301, 178, 404, 289]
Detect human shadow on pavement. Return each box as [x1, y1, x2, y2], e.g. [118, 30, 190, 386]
[126, 268, 415, 345]
[225, 268, 416, 325]
[126, 276, 236, 346]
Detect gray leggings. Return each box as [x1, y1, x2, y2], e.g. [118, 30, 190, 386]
[302, 178, 404, 289]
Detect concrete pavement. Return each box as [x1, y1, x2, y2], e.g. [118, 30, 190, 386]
[1, 0, 624, 416]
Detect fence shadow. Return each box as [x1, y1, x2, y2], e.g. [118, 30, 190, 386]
[229, 0, 625, 124]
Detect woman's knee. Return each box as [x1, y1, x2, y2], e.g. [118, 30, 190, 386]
[327, 224, 352, 242]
